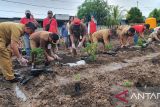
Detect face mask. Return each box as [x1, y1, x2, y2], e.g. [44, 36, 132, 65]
[26, 13, 31, 18]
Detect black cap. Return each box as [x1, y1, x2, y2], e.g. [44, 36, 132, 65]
[50, 33, 59, 41]
[25, 22, 37, 30]
[48, 10, 53, 14]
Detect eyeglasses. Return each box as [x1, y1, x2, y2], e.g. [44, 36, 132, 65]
[48, 13, 53, 14]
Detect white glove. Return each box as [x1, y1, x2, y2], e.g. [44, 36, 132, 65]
[17, 57, 28, 66]
[78, 42, 83, 48]
[72, 43, 76, 49]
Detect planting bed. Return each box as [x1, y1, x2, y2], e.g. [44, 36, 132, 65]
[1, 40, 160, 107]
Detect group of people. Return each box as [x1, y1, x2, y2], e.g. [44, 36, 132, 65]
[0, 9, 160, 83]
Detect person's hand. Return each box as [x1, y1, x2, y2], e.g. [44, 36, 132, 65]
[17, 57, 28, 66]
[47, 56, 54, 61]
[78, 42, 83, 48]
[53, 54, 62, 60]
[72, 43, 76, 49]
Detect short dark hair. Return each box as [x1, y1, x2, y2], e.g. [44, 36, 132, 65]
[49, 33, 59, 41]
[25, 22, 37, 30]
[128, 28, 135, 34]
[144, 24, 150, 29]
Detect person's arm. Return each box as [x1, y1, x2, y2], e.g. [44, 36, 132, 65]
[43, 19, 46, 30]
[69, 25, 75, 48]
[20, 18, 24, 24]
[154, 34, 160, 42]
[10, 29, 28, 65]
[10, 40, 21, 58]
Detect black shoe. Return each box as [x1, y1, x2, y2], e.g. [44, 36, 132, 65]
[7, 77, 22, 83]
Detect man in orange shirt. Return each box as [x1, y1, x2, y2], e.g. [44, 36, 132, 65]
[43, 10, 59, 34]
[20, 10, 38, 57]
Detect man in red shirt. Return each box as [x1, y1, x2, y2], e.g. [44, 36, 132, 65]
[132, 24, 150, 44]
[20, 10, 38, 57]
[43, 10, 59, 34]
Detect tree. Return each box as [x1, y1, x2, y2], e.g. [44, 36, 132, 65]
[126, 7, 144, 23]
[77, 0, 110, 25]
[110, 5, 125, 25]
[148, 8, 160, 21]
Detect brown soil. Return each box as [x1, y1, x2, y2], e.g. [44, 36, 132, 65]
[1, 40, 160, 107]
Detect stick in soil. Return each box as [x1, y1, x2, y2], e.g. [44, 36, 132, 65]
[75, 82, 81, 95]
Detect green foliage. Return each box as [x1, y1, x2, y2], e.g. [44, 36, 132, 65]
[77, 0, 124, 26]
[126, 7, 144, 23]
[77, 0, 110, 25]
[137, 38, 146, 46]
[105, 43, 113, 50]
[148, 8, 160, 21]
[83, 42, 97, 61]
[31, 48, 45, 64]
[74, 74, 81, 81]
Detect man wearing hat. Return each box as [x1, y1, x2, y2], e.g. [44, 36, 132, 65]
[20, 10, 38, 57]
[0, 22, 36, 82]
[69, 18, 87, 51]
[43, 10, 59, 34]
[30, 31, 61, 61]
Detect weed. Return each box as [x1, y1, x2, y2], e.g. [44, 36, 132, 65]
[74, 74, 81, 81]
[105, 43, 113, 50]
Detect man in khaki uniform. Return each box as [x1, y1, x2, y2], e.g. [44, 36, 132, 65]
[0, 22, 36, 82]
[30, 31, 61, 61]
[92, 29, 112, 46]
[147, 29, 160, 43]
[117, 25, 135, 47]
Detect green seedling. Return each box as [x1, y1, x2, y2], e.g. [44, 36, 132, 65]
[123, 80, 133, 87]
[83, 42, 97, 61]
[31, 48, 45, 65]
[137, 38, 146, 47]
[74, 74, 81, 81]
[105, 43, 113, 50]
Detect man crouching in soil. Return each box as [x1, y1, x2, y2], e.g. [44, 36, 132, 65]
[91, 29, 114, 48]
[0, 22, 36, 82]
[69, 18, 87, 56]
[147, 28, 160, 43]
[30, 31, 62, 62]
[117, 25, 135, 48]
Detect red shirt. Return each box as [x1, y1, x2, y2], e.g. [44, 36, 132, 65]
[43, 18, 58, 33]
[20, 17, 35, 25]
[89, 20, 96, 34]
[132, 25, 144, 33]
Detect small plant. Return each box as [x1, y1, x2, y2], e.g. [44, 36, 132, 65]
[74, 74, 81, 81]
[31, 48, 45, 65]
[105, 43, 113, 50]
[83, 42, 97, 61]
[137, 38, 146, 46]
